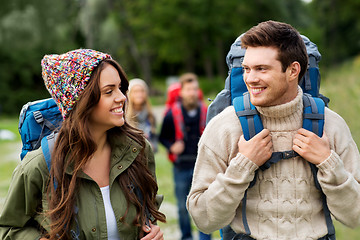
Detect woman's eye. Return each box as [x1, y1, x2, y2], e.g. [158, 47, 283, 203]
[105, 90, 112, 95]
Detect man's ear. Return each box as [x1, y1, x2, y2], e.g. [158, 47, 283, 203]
[288, 61, 301, 82]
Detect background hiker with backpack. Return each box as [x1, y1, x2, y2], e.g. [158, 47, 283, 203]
[0, 49, 166, 240]
[159, 73, 211, 240]
[127, 78, 158, 153]
[187, 20, 360, 240]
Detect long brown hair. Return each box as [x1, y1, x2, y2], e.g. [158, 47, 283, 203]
[45, 59, 166, 239]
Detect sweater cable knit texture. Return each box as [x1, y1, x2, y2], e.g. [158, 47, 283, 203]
[187, 87, 360, 240]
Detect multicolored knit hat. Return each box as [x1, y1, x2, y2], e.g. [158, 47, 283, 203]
[41, 49, 112, 118]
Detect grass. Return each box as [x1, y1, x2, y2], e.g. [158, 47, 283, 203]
[320, 56, 360, 146]
[1, 57, 360, 239]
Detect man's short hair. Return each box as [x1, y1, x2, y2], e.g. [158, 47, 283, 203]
[179, 73, 198, 88]
[241, 20, 308, 81]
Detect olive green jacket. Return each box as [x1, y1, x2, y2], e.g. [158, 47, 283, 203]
[0, 133, 157, 240]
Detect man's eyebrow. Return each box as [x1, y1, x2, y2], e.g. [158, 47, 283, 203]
[242, 63, 270, 68]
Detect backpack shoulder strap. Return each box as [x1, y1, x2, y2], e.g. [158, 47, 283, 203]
[302, 93, 325, 137]
[199, 101, 208, 134]
[171, 101, 185, 141]
[302, 94, 335, 238]
[233, 92, 263, 236]
[40, 132, 58, 172]
[40, 132, 58, 189]
[233, 92, 263, 141]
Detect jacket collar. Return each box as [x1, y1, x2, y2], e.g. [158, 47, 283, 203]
[65, 133, 143, 181]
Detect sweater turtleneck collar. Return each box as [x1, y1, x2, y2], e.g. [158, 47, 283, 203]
[255, 86, 303, 132]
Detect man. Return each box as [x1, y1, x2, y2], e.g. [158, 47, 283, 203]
[159, 73, 210, 240]
[187, 20, 360, 240]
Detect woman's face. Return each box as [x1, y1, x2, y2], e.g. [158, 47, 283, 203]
[89, 64, 127, 132]
[130, 84, 147, 107]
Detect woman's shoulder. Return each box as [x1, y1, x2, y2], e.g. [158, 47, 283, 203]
[20, 147, 49, 178]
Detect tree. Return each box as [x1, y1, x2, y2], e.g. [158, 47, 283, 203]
[310, 0, 360, 65]
[0, 0, 82, 114]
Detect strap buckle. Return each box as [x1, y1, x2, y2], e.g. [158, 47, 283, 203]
[281, 150, 299, 159]
[33, 111, 44, 124]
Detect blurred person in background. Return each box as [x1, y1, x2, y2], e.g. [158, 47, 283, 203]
[159, 73, 211, 240]
[127, 78, 158, 152]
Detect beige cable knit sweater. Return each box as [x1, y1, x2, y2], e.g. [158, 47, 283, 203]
[187, 88, 360, 240]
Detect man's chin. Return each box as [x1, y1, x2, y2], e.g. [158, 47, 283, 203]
[183, 100, 199, 110]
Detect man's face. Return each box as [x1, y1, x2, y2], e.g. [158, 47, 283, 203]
[242, 46, 298, 107]
[180, 80, 199, 109]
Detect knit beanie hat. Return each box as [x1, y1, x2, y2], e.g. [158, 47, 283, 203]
[41, 49, 112, 118]
[129, 78, 149, 94]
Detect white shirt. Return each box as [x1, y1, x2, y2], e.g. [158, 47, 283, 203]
[100, 185, 120, 240]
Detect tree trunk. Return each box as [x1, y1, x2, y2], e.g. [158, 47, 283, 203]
[216, 39, 226, 79]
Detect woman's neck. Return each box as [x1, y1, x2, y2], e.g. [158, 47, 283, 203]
[83, 131, 112, 188]
[93, 131, 108, 152]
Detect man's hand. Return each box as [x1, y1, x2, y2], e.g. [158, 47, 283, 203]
[170, 140, 185, 155]
[293, 128, 331, 165]
[140, 223, 164, 240]
[238, 129, 273, 166]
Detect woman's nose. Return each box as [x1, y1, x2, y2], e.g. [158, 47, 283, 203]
[115, 90, 126, 102]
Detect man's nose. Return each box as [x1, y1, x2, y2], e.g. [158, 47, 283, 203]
[244, 70, 259, 84]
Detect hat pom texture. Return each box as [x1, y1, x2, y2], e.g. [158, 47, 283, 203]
[41, 49, 112, 119]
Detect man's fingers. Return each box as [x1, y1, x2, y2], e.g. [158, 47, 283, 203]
[253, 129, 270, 139]
[321, 131, 329, 141]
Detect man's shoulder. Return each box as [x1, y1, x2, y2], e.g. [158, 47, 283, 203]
[325, 107, 348, 127]
[205, 105, 241, 133]
[199, 105, 241, 155]
[324, 107, 353, 137]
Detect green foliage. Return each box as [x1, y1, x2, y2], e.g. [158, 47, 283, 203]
[0, 116, 21, 203]
[320, 55, 360, 146]
[0, 0, 82, 115]
[1, 0, 360, 116]
[309, 0, 360, 65]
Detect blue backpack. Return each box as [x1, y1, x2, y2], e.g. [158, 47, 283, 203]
[18, 98, 62, 170]
[207, 36, 335, 240]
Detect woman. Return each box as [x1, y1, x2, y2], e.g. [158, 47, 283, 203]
[127, 79, 158, 152]
[0, 49, 166, 240]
